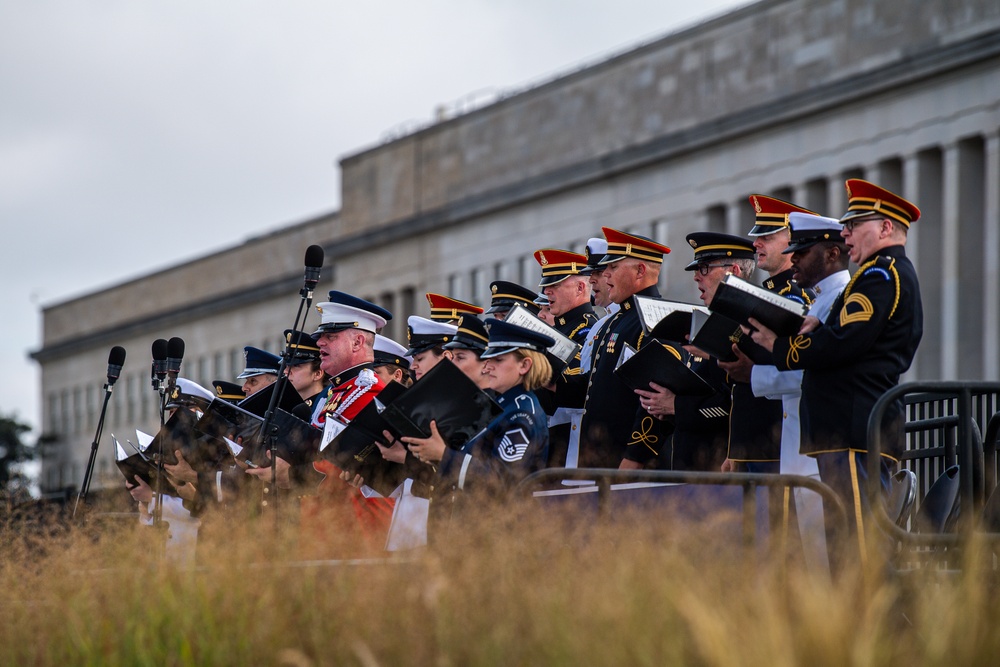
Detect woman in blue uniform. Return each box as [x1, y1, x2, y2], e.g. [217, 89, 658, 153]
[404, 320, 554, 503]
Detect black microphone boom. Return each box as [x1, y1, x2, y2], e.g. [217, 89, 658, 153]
[74, 345, 127, 519]
[106, 346, 126, 385]
[166, 337, 185, 375]
[152, 338, 168, 375]
[301, 244, 324, 298]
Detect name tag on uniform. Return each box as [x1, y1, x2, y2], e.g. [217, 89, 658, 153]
[320, 416, 347, 452]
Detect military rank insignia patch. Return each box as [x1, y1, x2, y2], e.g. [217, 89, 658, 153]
[840, 293, 874, 326]
[498, 428, 530, 462]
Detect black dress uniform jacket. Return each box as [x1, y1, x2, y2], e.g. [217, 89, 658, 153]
[669, 354, 731, 471]
[539, 301, 598, 467]
[772, 245, 922, 459]
[580, 285, 668, 468]
[727, 268, 810, 463]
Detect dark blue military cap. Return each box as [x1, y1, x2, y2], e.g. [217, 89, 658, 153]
[485, 281, 540, 316]
[443, 314, 490, 353]
[283, 329, 322, 366]
[212, 379, 246, 403]
[684, 232, 756, 271]
[481, 320, 555, 359]
[236, 346, 281, 379]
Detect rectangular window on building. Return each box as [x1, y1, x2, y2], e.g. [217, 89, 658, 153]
[805, 178, 828, 214]
[380, 292, 396, 339]
[47, 393, 58, 436]
[400, 286, 416, 322]
[231, 348, 242, 380]
[126, 374, 135, 424]
[469, 268, 485, 304]
[447, 273, 461, 301]
[770, 186, 793, 202]
[705, 206, 726, 234]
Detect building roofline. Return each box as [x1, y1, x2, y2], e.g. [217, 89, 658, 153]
[30, 27, 1000, 364]
[40, 209, 339, 313]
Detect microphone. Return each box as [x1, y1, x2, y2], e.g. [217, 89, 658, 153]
[106, 346, 126, 386]
[166, 337, 185, 376]
[301, 245, 324, 298]
[151, 338, 168, 388]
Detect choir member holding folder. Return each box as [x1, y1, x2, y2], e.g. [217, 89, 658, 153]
[402, 320, 554, 538]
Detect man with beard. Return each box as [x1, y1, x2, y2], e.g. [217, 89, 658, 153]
[715, 195, 817, 473]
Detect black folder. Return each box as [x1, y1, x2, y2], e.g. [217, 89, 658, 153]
[319, 382, 412, 495]
[709, 275, 807, 336]
[264, 409, 323, 466]
[614, 340, 714, 396]
[689, 310, 773, 365]
[335, 381, 409, 447]
[145, 408, 223, 469]
[379, 359, 503, 450]
[649, 310, 695, 345]
[237, 381, 306, 418]
[116, 451, 176, 494]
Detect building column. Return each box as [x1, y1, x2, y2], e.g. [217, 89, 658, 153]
[901, 153, 921, 381]
[901, 153, 920, 287]
[941, 142, 961, 380]
[725, 200, 742, 236]
[827, 177, 845, 218]
[984, 131, 1000, 380]
[792, 182, 810, 209]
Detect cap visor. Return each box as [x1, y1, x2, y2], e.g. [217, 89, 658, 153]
[747, 224, 783, 237]
[480, 345, 519, 360]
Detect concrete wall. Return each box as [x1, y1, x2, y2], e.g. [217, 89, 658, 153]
[339, 0, 1000, 234]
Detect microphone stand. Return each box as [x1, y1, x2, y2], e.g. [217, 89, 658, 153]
[152, 371, 168, 530]
[72, 380, 115, 520]
[258, 272, 318, 517]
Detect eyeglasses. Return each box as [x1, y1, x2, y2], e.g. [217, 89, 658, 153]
[842, 216, 885, 232]
[696, 263, 734, 276]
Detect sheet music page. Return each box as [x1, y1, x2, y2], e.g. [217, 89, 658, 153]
[320, 415, 347, 452]
[722, 275, 809, 315]
[633, 295, 703, 330]
[504, 304, 581, 364]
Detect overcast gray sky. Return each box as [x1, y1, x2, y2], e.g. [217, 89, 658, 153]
[1, 0, 748, 435]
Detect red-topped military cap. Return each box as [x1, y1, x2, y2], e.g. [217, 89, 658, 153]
[425, 293, 483, 323]
[598, 227, 671, 265]
[840, 179, 920, 228]
[747, 195, 817, 236]
[533, 248, 588, 287]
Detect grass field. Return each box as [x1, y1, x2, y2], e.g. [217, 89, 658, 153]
[2, 500, 998, 666]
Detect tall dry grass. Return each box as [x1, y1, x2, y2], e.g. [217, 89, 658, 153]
[1, 500, 998, 666]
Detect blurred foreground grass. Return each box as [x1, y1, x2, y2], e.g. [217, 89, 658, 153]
[2, 501, 998, 666]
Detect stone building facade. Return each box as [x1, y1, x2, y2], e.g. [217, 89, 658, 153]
[32, 0, 1000, 493]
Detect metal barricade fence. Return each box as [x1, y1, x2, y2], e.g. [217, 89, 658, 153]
[868, 381, 1000, 549]
[515, 468, 846, 560]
